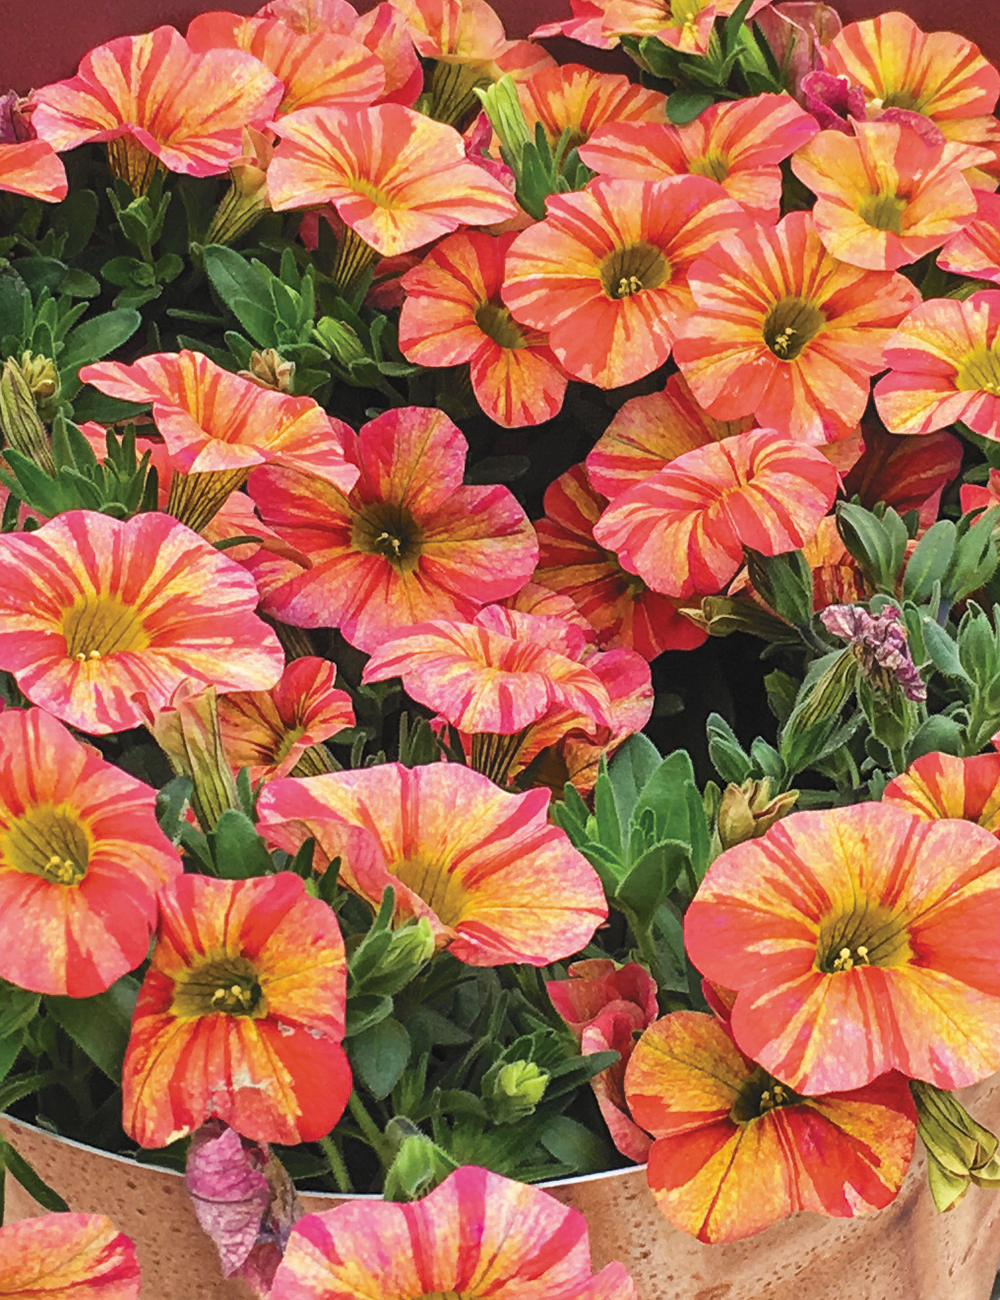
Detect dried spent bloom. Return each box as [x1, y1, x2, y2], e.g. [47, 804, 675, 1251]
[820, 602, 926, 702]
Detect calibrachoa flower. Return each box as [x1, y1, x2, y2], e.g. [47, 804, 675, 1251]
[580, 94, 819, 224]
[585, 372, 752, 499]
[593, 429, 840, 599]
[217, 656, 355, 781]
[0, 510, 284, 734]
[0, 707, 181, 997]
[600, 0, 768, 56]
[883, 751, 1000, 834]
[0, 1214, 140, 1299]
[246, 406, 537, 652]
[625, 1010, 917, 1242]
[186, 11, 385, 115]
[790, 118, 982, 270]
[684, 803, 1000, 1094]
[122, 872, 351, 1148]
[874, 292, 1000, 440]
[267, 104, 519, 255]
[842, 421, 962, 530]
[672, 211, 922, 443]
[502, 175, 751, 388]
[398, 230, 569, 427]
[534, 463, 708, 658]
[820, 603, 927, 702]
[515, 63, 667, 150]
[938, 190, 1000, 283]
[821, 13, 1000, 184]
[532, 0, 619, 49]
[0, 140, 67, 201]
[258, 762, 608, 964]
[30, 27, 283, 193]
[268, 1165, 638, 1299]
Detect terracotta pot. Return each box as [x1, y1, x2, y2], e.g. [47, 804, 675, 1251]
[5, 1073, 1000, 1300]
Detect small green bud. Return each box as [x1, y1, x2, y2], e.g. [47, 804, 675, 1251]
[383, 1120, 458, 1202]
[912, 1080, 1000, 1213]
[717, 778, 798, 850]
[314, 317, 366, 366]
[485, 1059, 549, 1123]
[357, 918, 436, 998]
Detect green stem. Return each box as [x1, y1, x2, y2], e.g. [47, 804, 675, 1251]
[318, 1135, 352, 1193]
[348, 1091, 391, 1167]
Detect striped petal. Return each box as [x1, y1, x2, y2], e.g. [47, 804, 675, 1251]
[0, 1214, 139, 1298]
[883, 751, 1000, 834]
[938, 190, 1000, 283]
[0, 140, 67, 201]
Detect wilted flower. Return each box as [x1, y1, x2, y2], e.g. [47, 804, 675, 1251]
[820, 602, 926, 702]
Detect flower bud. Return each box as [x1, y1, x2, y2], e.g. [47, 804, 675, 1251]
[717, 779, 798, 850]
[19, 351, 59, 402]
[239, 349, 296, 394]
[485, 1059, 549, 1123]
[912, 1080, 1000, 1212]
[204, 127, 274, 246]
[0, 356, 56, 473]
[314, 318, 367, 367]
[140, 682, 239, 831]
[360, 918, 436, 998]
[383, 1120, 458, 1202]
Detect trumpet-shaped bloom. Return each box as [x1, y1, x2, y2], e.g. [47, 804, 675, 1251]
[842, 420, 962, 531]
[534, 463, 707, 658]
[516, 63, 666, 150]
[593, 429, 839, 599]
[938, 190, 1000, 283]
[267, 104, 518, 255]
[585, 372, 752, 500]
[217, 656, 354, 781]
[874, 292, 1000, 440]
[580, 94, 819, 224]
[122, 872, 350, 1148]
[600, 0, 768, 56]
[360, 609, 612, 737]
[0, 1214, 140, 1299]
[0, 140, 67, 201]
[186, 11, 385, 114]
[246, 406, 537, 652]
[625, 1010, 917, 1242]
[822, 13, 1000, 184]
[31, 27, 283, 190]
[79, 351, 359, 488]
[0, 707, 181, 998]
[684, 802, 1000, 1094]
[258, 762, 607, 965]
[269, 1165, 637, 1300]
[398, 231, 568, 427]
[790, 118, 981, 270]
[0, 510, 284, 734]
[673, 211, 922, 443]
[503, 175, 751, 389]
[883, 752, 1000, 835]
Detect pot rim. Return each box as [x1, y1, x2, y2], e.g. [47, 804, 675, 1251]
[0, 1112, 645, 1199]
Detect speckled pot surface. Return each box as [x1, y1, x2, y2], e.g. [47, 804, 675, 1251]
[4, 1073, 1000, 1300]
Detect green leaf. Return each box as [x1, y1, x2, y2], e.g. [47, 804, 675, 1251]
[606, 732, 662, 831]
[0, 982, 40, 1039]
[45, 976, 138, 1080]
[615, 839, 690, 926]
[539, 1115, 613, 1174]
[921, 617, 969, 681]
[208, 809, 275, 878]
[666, 91, 715, 124]
[58, 309, 141, 396]
[592, 761, 622, 856]
[350, 1017, 412, 1100]
[902, 520, 956, 604]
[631, 750, 699, 847]
[0, 1138, 68, 1212]
[204, 245, 278, 339]
[346, 992, 394, 1037]
[706, 712, 752, 783]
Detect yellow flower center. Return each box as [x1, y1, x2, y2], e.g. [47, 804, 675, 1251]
[347, 176, 399, 209]
[393, 855, 471, 928]
[730, 1065, 799, 1124]
[689, 150, 730, 183]
[475, 300, 529, 350]
[858, 188, 907, 234]
[881, 88, 923, 113]
[0, 805, 91, 886]
[762, 297, 827, 360]
[600, 242, 670, 301]
[816, 902, 912, 974]
[669, 0, 706, 30]
[61, 593, 150, 662]
[170, 955, 267, 1019]
[956, 342, 1000, 396]
[351, 501, 425, 574]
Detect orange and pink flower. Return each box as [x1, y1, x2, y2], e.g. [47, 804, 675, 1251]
[625, 1010, 917, 1242]
[502, 175, 751, 389]
[0, 140, 67, 201]
[122, 872, 350, 1148]
[30, 27, 283, 193]
[217, 656, 354, 782]
[0, 510, 284, 734]
[593, 429, 839, 599]
[0, 707, 181, 997]
[267, 104, 519, 256]
[0, 1213, 140, 1299]
[938, 190, 1000, 284]
[672, 211, 922, 443]
[580, 94, 819, 224]
[600, 0, 769, 57]
[874, 292, 1000, 440]
[883, 752, 1000, 835]
[842, 420, 962, 531]
[514, 62, 667, 151]
[246, 406, 537, 652]
[258, 761, 608, 964]
[684, 802, 1000, 1094]
[790, 118, 982, 270]
[268, 1165, 637, 1299]
[398, 231, 569, 427]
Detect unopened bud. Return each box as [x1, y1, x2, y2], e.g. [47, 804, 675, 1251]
[239, 348, 296, 393]
[383, 1120, 458, 1202]
[0, 356, 56, 473]
[475, 75, 532, 168]
[485, 1059, 549, 1123]
[717, 779, 798, 850]
[313, 318, 366, 367]
[912, 1080, 1000, 1212]
[19, 351, 59, 402]
[361, 918, 436, 998]
[140, 682, 238, 832]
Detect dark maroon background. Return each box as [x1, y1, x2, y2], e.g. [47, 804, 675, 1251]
[4, 0, 999, 93]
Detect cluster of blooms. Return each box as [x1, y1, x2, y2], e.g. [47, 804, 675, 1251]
[3, 0, 1000, 1291]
